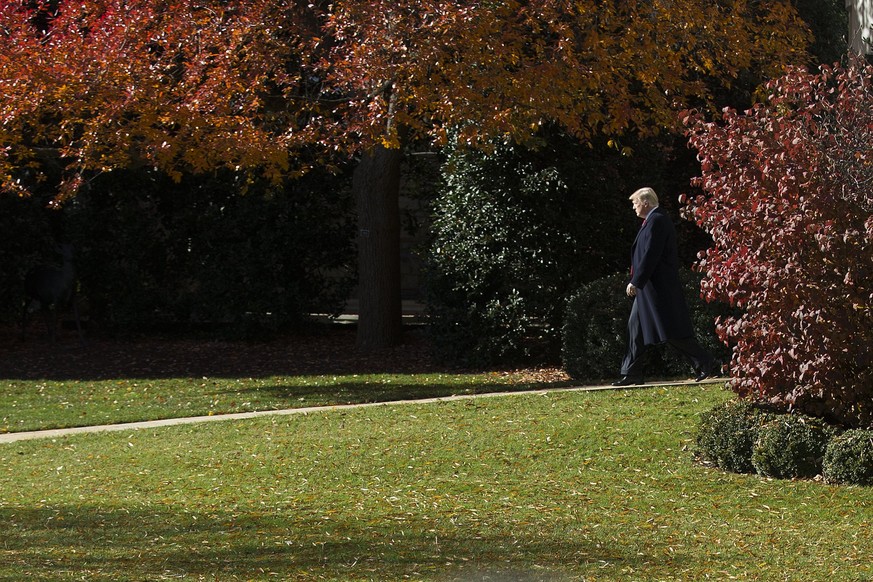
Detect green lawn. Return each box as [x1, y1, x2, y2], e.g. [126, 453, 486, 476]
[2, 382, 871, 581]
[0, 372, 564, 434]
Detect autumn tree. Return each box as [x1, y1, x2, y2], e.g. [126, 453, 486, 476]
[682, 57, 873, 427]
[0, 1, 296, 196]
[0, 0, 811, 348]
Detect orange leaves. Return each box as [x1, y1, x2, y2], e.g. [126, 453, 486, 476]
[0, 0, 296, 199]
[0, 0, 812, 200]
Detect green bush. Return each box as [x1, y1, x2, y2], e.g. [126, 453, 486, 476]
[562, 269, 731, 382]
[823, 430, 873, 486]
[561, 273, 630, 381]
[695, 400, 774, 474]
[425, 132, 667, 366]
[696, 401, 871, 484]
[751, 414, 839, 479]
[65, 168, 355, 335]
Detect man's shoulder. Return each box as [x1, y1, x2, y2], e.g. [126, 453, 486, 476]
[650, 207, 674, 221]
[647, 208, 676, 232]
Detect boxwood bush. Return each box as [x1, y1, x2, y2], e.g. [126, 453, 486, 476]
[562, 268, 731, 383]
[425, 132, 659, 365]
[751, 414, 839, 479]
[561, 273, 630, 382]
[823, 429, 873, 486]
[694, 399, 873, 485]
[695, 400, 775, 474]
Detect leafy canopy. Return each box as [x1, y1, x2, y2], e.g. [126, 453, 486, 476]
[1, 0, 811, 202]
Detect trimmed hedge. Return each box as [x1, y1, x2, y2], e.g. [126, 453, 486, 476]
[751, 415, 838, 479]
[823, 430, 873, 486]
[562, 269, 731, 382]
[561, 273, 630, 382]
[696, 399, 873, 486]
[695, 400, 775, 474]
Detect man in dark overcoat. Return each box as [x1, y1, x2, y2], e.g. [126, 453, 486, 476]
[613, 187, 717, 386]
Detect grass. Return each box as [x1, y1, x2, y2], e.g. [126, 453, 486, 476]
[0, 372, 564, 434]
[2, 382, 872, 581]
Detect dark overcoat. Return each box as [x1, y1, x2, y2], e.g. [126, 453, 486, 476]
[629, 207, 694, 344]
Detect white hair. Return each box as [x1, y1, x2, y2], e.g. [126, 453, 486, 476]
[630, 187, 659, 205]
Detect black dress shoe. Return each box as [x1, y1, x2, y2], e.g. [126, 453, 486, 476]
[695, 361, 719, 382]
[612, 376, 644, 387]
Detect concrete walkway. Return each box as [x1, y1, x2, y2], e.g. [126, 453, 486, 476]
[0, 377, 727, 444]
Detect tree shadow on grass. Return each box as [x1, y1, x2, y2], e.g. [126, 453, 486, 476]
[0, 375, 564, 435]
[0, 504, 689, 580]
[0, 326, 456, 381]
[0, 324, 572, 434]
[212, 377, 566, 407]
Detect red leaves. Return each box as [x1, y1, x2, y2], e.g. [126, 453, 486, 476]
[682, 56, 873, 427]
[1, 0, 813, 201]
[0, 0, 296, 199]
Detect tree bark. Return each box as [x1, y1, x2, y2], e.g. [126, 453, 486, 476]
[352, 144, 403, 350]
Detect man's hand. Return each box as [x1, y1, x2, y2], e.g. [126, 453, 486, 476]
[626, 283, 637, 297]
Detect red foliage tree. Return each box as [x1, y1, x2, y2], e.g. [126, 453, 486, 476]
[682, 56, 873, 427]
[1, 0, 812, 349]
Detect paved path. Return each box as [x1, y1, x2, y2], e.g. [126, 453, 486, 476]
[0, 377, 727, 444]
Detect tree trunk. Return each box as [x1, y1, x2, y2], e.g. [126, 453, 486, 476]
[353, 144, 403, 350]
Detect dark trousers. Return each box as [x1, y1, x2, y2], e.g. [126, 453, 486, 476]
[620, 298, 714, 378]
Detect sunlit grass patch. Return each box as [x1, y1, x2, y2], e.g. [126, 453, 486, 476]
[0, 371, 569, 433]
[2, 385, 871, 580]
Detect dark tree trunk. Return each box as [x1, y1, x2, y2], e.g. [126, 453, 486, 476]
[352, 144, 403, 350]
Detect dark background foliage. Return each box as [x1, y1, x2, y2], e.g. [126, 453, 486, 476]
[424, 131, 677, 365]
[795, 0, 849, 66]
[561, 269, 733, 383]
[1, 167, 356, 337]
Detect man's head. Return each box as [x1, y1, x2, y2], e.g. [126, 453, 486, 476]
[629, 187, 658, 219]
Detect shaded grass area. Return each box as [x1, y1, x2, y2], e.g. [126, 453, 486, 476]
[2, 385, 872, 581]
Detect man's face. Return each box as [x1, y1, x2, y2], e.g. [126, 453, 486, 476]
[632, 197, 651, 219]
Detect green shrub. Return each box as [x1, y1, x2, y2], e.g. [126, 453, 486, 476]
[751, 415, 839, 479]
[561, 273, 630, 381]
[695, 400, 774, 474]
[823, 430, 873, 486]
[562, 269, 731, 382]
[425, 132, 665, 366]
